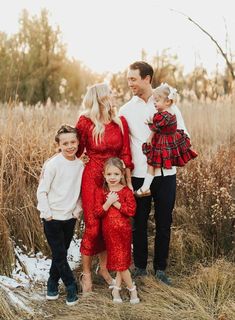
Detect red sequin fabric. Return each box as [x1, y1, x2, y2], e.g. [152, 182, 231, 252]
[94, 186, 136, 271]
[142, 111, 198, 169]
[76, 116, 133, 256]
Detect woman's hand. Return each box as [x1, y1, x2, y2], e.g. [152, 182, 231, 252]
[126, 181, 134, 192]
[80, 153, 90, 165]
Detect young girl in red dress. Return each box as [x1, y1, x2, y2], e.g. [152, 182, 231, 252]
[94, 157, 140, 304]
[136, 83, 198, 197]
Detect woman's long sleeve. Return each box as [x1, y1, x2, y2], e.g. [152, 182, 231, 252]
[119, 116, 134, 171]
[75, 115, 90, 157]
[94, 188, 107, 218]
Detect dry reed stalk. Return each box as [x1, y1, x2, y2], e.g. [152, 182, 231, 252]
[169, 227, 208, 274]
[0, 212, 14, 275]
[0, 290, 16, 320]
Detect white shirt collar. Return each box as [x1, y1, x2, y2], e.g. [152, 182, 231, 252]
[131, 95, 154, 104]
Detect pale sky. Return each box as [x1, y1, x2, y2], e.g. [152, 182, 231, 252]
[0, 0, 234, 74]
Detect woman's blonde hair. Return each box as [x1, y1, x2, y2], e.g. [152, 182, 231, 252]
[80, 83, 123, 144]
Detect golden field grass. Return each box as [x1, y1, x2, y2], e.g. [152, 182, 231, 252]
[0, 260, 234, 320]
[0, 97, 234, 319]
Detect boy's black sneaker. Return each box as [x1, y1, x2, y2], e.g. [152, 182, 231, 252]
[46, 277, 59, 300]
[66, 283, 78, 306]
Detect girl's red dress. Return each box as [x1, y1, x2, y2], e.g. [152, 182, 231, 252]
[76, 116, 133, 256]
[94, 186, 136, 271]
[142, 111, 197, 169]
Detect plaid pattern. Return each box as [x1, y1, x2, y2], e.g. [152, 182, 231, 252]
[143, 111, 198, 169]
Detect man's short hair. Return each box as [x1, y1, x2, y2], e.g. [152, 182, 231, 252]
[129, 61, 154, 83]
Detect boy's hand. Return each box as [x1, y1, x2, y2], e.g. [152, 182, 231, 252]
[45, 216, 53, 221]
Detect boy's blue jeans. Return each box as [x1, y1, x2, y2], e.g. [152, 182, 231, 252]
[43, 218, 76, 287]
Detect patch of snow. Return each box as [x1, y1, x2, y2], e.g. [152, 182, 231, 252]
[6, 236, 82, 287]
[0, 276, 24, 288]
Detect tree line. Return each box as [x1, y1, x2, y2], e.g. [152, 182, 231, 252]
[0, 9, 101, 105]
[0, 9, 234, 105]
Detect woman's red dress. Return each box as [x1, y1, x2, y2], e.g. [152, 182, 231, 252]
[142, 111, 197, 169]
[94, 186, 136, 271]
[76, 116, 133, 256]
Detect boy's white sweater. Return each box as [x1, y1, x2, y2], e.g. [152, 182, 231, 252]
[37, 153, 84, 220]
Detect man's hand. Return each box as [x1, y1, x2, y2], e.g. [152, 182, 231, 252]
[146, 137, 152, 145]
[144, 117, 153, 125]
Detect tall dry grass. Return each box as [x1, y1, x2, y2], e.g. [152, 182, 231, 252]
[0, 103, 79, 267]
[176, 98, 235, 259]
[0, 212, 14, 276]
[0, 98, 234, 274]
[0, 97, 234, 319]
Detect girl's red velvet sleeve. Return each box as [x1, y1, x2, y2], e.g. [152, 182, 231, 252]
[148, 112, 171, 132]
[94, 188, 107, 218]
[75, 115, 90, 157]
[119, 116, 134, 171]
[119, 188, 136, 217]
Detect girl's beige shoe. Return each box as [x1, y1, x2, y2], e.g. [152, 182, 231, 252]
[112, 286, 123, 303]
[127, 284, 140, 304]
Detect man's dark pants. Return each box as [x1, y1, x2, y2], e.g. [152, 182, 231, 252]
[43, 218, 76, 286]
[132, 174, 176, 271]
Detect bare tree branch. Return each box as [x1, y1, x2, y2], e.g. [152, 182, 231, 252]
[170, 8, 235, 79]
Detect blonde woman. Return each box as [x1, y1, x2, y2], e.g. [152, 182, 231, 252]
[76, 83, 134, 294]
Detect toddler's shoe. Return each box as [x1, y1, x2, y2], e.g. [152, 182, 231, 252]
[134, 188, 151, 198]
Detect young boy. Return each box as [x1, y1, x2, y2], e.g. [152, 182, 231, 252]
[37, 124, 84, 306]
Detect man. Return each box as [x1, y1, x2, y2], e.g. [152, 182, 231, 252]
[119, 61, 188, 284]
